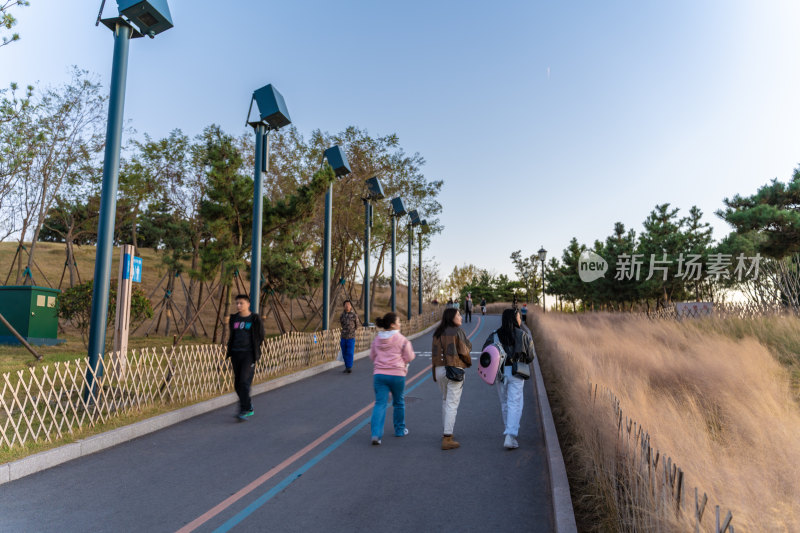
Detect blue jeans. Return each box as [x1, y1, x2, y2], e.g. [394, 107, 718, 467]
[340, 337, 355, 369]
[370, 374, 406, 438]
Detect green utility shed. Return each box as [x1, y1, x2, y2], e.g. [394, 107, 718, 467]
[0, 286, 63, 346]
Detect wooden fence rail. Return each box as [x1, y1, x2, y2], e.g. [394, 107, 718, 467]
[642, 301, 797, 321]
[0, 309, 440, 453]
[591, 383, 735, 532]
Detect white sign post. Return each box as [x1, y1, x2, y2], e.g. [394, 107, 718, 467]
[113, 245, 140, 377]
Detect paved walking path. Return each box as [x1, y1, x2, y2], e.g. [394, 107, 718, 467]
[0, 315, 565, 532]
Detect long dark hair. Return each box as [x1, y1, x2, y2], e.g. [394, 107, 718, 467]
[433, 308, 459, 338]
[375, 312, 398, 330]
[497, 308, 520, 346]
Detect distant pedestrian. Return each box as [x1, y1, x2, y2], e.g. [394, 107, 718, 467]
[482, 308, 536, 449]
[520, 303, 528, 324]
[464, 293, 473, 323]
[227, 295, 265, 421]
[480, 298, 486, 315]
[339, 299, 360, 373]
[431, 308, 472, 450]
[369, 312, 416, 445]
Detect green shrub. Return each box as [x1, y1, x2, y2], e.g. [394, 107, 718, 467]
[59, 280, 153, 347]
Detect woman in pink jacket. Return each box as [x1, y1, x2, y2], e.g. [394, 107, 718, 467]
[369, 312, 416, 445]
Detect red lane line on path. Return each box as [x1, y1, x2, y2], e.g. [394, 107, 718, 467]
[177, 363, 432, 533]
[465, 315, 482, 340]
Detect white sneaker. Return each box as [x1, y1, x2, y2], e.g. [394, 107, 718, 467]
[504, 434, 519, 449]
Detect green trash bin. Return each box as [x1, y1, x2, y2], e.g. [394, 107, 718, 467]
[0, 286, 64, 346]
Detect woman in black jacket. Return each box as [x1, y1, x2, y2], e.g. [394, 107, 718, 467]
[227, 294, 265, 420]
[482, 308, 535, 449]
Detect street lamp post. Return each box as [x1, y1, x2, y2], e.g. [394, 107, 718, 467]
[407, 224, 413, 320]
[418, 219, 428, 315]
[389, 197, 407, 314]
[87, 0, 173, 398]
[406, 210, 423, 320]
[362, 177, 385, 326]
[538, 246, 547, 313]
[246, 84, 291, 314]
[321, 146, 351, 330]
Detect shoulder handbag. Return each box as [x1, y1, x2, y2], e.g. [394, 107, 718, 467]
[445, 365, 465, 381]
[510, 331, 531, 380]
[511, 358, 531, 380]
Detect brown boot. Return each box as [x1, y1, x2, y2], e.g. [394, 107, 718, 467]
[441, 435, 460, 450]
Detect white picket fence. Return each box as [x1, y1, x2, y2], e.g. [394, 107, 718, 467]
[1, 308, 439, 453]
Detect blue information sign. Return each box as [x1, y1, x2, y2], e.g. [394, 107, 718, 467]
[132, 257, 142, 283]
[122, 254, 143, 283]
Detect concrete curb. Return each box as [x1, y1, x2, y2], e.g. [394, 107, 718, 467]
[533, 355, 578, 532]
[0, 322, 439, 486]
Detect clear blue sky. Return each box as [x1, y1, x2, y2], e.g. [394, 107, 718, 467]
[2, 1, 799, 280]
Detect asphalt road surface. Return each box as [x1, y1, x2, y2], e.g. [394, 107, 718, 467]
[0, 314, 554, 532]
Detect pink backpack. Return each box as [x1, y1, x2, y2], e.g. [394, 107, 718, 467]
[478, 333, 506, 385]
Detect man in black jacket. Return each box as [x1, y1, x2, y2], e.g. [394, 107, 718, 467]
[227, 295, 265, 420]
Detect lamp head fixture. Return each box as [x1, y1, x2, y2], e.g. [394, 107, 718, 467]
[365, 177, 385, 200]
[249, 84, 291, 129]
[390, 197, 407, 217]
[323, 145, 351, 177]
[115, 0, 173, 36]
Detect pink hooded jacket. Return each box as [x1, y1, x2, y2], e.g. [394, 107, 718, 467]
[369, 330, 416, 376]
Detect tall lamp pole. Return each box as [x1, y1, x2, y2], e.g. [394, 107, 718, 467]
[418, 220, 428, 315]
[87, 1, 173, 398]
[363, 199, 371, 325]
[538, 246, 547, 313]
[407, 225, 413, 320]
[406, 210, 422, 320]
[247, 84, 291, 314]
[389, 197, 407, 314]
[363, 177, 385, 326]
[391, 216, 397, 313]
[321, 146, 351, 330]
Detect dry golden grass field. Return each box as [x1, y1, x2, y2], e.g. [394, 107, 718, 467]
[532, 311, 800, 532]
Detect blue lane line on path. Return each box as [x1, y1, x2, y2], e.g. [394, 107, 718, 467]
[213, 316, 487, 533]
[213, 375, 432, 533]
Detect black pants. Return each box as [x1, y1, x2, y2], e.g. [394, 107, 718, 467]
[230, 352, 255, 411]
[465, 309, 472, 322]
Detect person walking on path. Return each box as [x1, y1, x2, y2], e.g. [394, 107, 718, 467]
[464, 293, 473, 323]
[480, 297, 486, 315]
[339, 299, 360, 373]
[520, 303, 528, 324]
[482, 308, 536, 449]
[369, 312, 416, 445]
[227, 294, 265, 421]
[431, 307, 472, 450]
